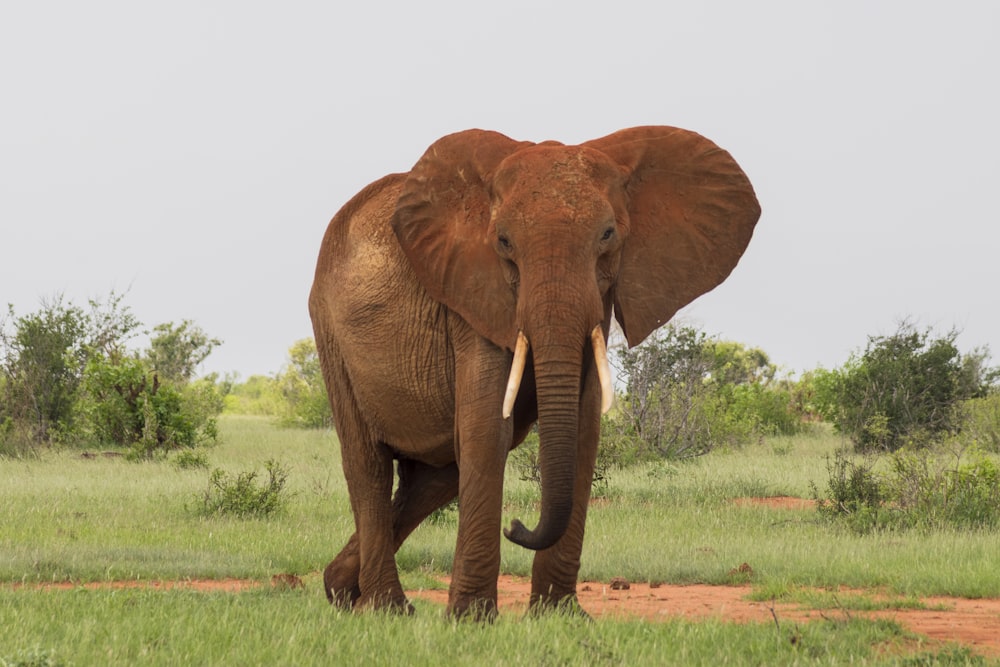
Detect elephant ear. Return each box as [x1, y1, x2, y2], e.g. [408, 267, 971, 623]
[585, 126, 761, 347]
[391, 130, 533, 351]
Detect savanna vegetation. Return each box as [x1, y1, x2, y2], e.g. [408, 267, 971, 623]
[4, 295, 1000, 664]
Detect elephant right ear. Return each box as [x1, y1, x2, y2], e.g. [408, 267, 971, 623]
[391, 130, 532, 352]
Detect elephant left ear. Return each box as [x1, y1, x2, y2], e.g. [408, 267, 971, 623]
[391, 130, 533, 352]
[584, 126, 761, 347]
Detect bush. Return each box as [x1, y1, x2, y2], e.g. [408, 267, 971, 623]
[78, 355, 222, 458]
[173, 449, 210, 469]
[959, 394, 1000, 453]
[223, 374, 285, 416]
[1, 293, 224, 455]
[812, 446, 1000, 533]
[606, 324, 803, 461]
[276, 339, 331, 428]
[0, 296, 95, 444]
[819, 323, 997, 452]
[812, 450, 886, 533]
[194, 459, 290, 518]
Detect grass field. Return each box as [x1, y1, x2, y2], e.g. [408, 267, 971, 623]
[2, 416, 998, 665]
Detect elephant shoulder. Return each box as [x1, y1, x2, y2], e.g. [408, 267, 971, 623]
[315, 173, 407, 271]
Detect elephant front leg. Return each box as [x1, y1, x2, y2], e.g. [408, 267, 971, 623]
[528, 370, 601, 615]
[448, 342, 513, 620]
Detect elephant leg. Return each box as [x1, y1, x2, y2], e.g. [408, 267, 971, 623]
[324, 533, 361, 608]
[448, 339, 512, 620]
[340, 437, 412, 612]
[325, 460, 459, 608]
[527, 367, 601, 615]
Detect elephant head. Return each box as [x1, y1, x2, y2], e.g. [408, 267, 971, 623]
[391, 127, 760, 550]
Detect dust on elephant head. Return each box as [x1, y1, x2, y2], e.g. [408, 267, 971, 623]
[310, 126, 760, 618]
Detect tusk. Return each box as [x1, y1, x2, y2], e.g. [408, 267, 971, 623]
[591, 325, 614, 415]
[502, 331, 529, 419]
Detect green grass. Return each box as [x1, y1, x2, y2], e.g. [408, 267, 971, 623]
[1, 585, 946, 666]
[2, 416, 999, 665]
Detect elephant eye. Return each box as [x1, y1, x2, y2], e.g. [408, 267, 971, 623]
[600, 227, 615, 242]
[497, 234, 512, 251]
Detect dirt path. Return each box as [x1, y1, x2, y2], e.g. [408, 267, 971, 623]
[409, 575, 1000, 658]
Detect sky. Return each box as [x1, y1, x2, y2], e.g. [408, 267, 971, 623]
[2, 1, 998, 380]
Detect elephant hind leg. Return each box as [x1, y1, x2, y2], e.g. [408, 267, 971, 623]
[324, 460, 459, 609]
[324, 533, 361, 608]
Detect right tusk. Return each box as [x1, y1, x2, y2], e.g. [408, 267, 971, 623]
[502, 331, 529, 419]
[591, 325, 614, 415]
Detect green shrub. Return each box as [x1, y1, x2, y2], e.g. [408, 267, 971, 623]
[276, 339, 331, 428]
[959, 394, 1000, 453]
[608, 324, 803, 461]
[819, 323, 996, 452]
[813, 446, 1000, 533]
[195, 459, 290, 518]
[1, 293, 224, 454]
[78, 356, 222, 458]
[888, 450, 1000, 530]
[223, 374, 285, 416]
[173, 449, 210, 469]
[812, 450, 887, 533]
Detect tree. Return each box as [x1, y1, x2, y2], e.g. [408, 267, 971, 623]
[276, 338, 330, 428]
[820, 322, 997, 451]
[0, 292, 140, 446]
[144, 320, 221, 384]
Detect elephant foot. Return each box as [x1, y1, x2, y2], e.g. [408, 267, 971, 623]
[527, 593, 592, 620]
[447, 596, 498, 623]
[356, 592, 415, 615]
[323, 557, 361, 609]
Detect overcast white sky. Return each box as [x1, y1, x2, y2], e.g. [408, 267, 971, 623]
[2, 2, 998, 379]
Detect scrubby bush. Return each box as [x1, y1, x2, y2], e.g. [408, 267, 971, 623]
[958, 394, 1000, 453]
[812, 447, 1000, 533]
[276, 338, 331, 428]
[816, 323, 997, 452]
[0, 292, 224, 456]
[195, 459, 290, 518]
[223, 374, 285, 416]
[606, 324, 804, 461]
[173, 449, 210, 469]
[78, 355, 222, 458]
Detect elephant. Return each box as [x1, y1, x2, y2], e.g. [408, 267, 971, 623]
[309, 126, 760, 619]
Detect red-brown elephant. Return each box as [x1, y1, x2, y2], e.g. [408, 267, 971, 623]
[309, 126, 760, 618]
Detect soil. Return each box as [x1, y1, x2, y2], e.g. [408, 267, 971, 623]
[410, 575, 1000, 659]
[11, 498, 1000, 658]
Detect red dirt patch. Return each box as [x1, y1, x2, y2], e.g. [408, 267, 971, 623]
[410, 576, 1000, 659]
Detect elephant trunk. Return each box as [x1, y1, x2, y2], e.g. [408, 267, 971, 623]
[503, 322, 587, 551]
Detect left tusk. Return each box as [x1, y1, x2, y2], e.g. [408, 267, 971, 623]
[502, 331, 529, 419]
[591, 325, 614, 415]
